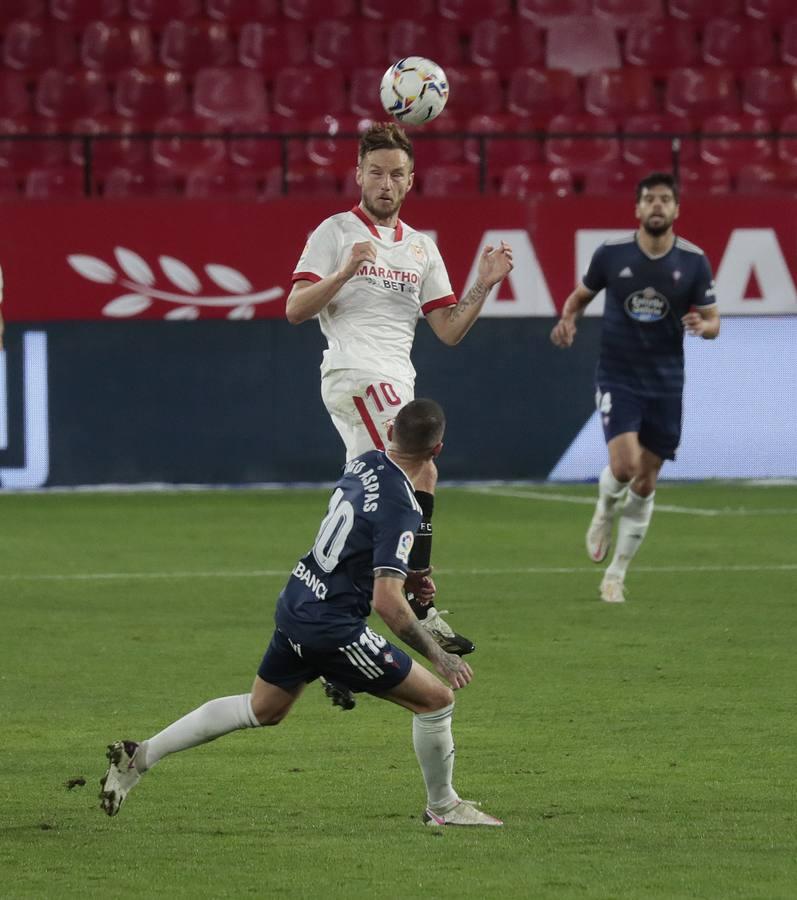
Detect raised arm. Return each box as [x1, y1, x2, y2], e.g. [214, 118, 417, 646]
[550, 283, 597, 348]
[372, 572, 472, 689]
[425, 242, 513, 346]
[285, 241, 376, 325]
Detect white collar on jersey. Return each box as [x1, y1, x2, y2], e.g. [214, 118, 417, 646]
[351, 205, 404, 242]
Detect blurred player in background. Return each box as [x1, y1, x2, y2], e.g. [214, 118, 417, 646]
[286, 123, 513, 691]
[551, 172, 720, 603]
[100, 399, 503, 828]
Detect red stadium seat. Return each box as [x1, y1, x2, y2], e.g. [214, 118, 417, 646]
[159, 21, 235, 73]
[404, 114, 466, 167]
[776, 112, 797, 166]
[206, 0, 279, 22]
[545, 18, 621, 76]
[584, 69, 658, 118]
[102, 166, 182, 197]
[228, 115, 286, 169]
[0, 0, 46, 25]
[438, 0, 512, 24]
[193, 67, 267, 124]
[311, 20, 386, 73]
[499, 163, 574, 198]
[281, 0, 356, 20]
[0, 72, 32, 118]
[736, 162, 797, 195]
[700, 113, 774, 168]
[349, 68, 387, 118]
[745, 0, 796, 24]
[624, 19, 699, 75]
[468, 21, 544, 75]
[50, 0, 124, 23]
[668, 0, 742, 21]
[128, 0, 202, 25]
[265, 163, 339, 194]
[151, 116, 226, 173]
[701, 18, 775, 70]
[302, 113, 367, 175]
[677, 161, 732, 194]
[386, 19, 464, 66]
[272, 66, 346, 119]
[780, 21, 797, 66]
[0, 116, 67, 171]
[421, 163, 482, 196]
[237, 23, 310, 73]
[593, 0, 663, 28]
[444, 67, 503, 117]
[582, 164, 648, 195]
[81, 22, 156, 73]
[622, 113, 696, 167]
[25, 166, 85, 198]
[517, 0, 590, 26]
[113, 68, 189, 121]
[664, 67, 739, 117]
[463, 113, 544, 185]
[742, 67, 797, 118]
[545, 113, 620, 172]
[506, 68, 581, 119]
[35, 69, 111, 119]
[362, 0, 434, 17]
[2, 21, 78, 74]
[69, 115, 150, 174]
[185, 164, 264, 199]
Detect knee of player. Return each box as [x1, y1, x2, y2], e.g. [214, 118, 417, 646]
[422, 683, 454, 712]
[250, 700, 288, 727]
[611, 459, 637, 483]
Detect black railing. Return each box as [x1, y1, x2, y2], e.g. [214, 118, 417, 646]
[2, 129, 792, 197]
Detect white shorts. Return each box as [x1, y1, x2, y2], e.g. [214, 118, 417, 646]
[321, 370, 415, 461]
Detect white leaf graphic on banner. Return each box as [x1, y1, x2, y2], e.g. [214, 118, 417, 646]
[164, 305, 199, 320]
[160, 256, 201, 294]
[103, 294, 152, 317]
[68, 255, 117, 284]
[227, 304, 255, 320]
[206, 265, 253, 295]
[115, 247, 154, 286]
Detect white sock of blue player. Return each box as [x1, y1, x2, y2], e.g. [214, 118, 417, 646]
[412, 703, 459, 812]
[597, 465, 629, 517]
[606, 489, 655, 581]
[135, 694, 260, 773]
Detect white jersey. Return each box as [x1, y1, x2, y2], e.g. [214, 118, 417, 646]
[291, 206, 456, 381]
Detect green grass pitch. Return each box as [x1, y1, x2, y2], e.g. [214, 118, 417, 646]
[1, 482, 796, 899]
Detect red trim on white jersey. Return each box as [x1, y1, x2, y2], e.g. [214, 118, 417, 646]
[291, 271, 322, 283]
[350, 206, 404, 242]
[352, 395, 386, 451]
[421, 294, 457, 315]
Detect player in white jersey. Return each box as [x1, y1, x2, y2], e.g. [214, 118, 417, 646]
[286, 123, 513, 705]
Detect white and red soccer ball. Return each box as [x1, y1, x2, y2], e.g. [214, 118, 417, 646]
[379, 57, 449, 126]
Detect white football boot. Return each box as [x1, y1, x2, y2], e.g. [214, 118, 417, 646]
[99, 740, 141, 816]
[600, 573, 626, 604]
[424, 799, 503, 827]
[418, 607, 475, 656]
[586, 505, 614, 563]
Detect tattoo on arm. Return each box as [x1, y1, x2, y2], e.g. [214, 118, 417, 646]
[450, 280, 488, 321]
[394, 617, 441, 659]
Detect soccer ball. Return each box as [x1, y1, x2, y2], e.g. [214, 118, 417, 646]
[379, 57, 449, 126]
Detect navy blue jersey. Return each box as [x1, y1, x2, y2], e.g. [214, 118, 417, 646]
[275, 450, 422, 646]
[583, 234, 716, 396]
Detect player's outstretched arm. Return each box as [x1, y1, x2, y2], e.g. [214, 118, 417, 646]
[550, 284, 596, 348]
[426, 242, 513, 346]
[372, 572, 472, 689]
[285, 241, 377, 324]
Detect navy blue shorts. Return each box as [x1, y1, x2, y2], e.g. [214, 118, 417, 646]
[257, 624, 413, 695]
[595, 383, 683, 461]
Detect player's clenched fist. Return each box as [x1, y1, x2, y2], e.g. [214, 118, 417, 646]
[338, 241, 377, 280]
[551, 316, 577, 348]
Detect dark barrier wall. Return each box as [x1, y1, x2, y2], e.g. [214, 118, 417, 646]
[1, 319, 601, 486]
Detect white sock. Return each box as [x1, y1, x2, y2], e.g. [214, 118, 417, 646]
[597, 465, 629, 518]
[606, 489, 655, 580]
[412, 703, 459, 811]
[136, 694, 260, 773]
